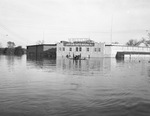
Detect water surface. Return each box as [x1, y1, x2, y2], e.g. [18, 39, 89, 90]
[0, 55, 150, 116]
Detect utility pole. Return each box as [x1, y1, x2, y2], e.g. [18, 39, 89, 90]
[43, 31, 45, 44]
[110, 15, 113, 44]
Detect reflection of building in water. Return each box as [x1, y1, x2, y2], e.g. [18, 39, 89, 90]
[56, 58, 114, 75]
[27, 44, 56, 58]
[57, 39, 105, 58]
[26, 55, 116, 75]
[27, 56, 56, 70]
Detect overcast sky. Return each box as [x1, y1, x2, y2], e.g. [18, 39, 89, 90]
[0, 0, 150, 47]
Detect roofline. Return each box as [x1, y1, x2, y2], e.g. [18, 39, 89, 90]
[27, 44, 56, 47]
[105, 44, 150, 48]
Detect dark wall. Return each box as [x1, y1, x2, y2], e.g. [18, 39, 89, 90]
[27, 45, 56, 59]
[44, 48, 56, 58]
[37, 45, 44, 57]
[27, 46, 37, 56]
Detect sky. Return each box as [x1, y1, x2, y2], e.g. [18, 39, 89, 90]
[0, 0, 150, 47]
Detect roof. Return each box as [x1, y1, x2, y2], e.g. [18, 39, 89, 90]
[27, 44, 56, 47]
[105, 44, 150, 48]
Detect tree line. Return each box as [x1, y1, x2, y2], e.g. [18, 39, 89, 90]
[0, 41, 26, 55]
[126, 38, 150, 46]
[126, 32, 150, 47]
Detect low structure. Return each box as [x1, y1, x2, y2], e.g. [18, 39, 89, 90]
[27, 44, 56, 58]
[105, 44, 150, 58]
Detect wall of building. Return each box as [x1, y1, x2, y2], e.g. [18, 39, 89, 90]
[27, 44, 56, 58]
[27, 46, 37, 56]
[57, 42, 105, 58]
[27, 45, 44, 57]
[27, 42, 150, 58]
[36, 45, 44, 57]
[105, 45, 150, 58]
[43, 45, 56, 58]
[104, 46, 112, 57]
[43, 46, 56, 51]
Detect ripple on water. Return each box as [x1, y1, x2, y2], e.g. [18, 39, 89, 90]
[0, 56, 150, 116]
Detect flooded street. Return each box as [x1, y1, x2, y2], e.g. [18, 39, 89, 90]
[0, 55, 150, 116]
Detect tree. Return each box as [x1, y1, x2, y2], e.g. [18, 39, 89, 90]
[126, 30, 150, 47]
[112, 42, 119, 44]
[126, 39, 139, 46]
[36, 40, 44, 45]
[14, 46, 24, 55]
[7, 41, 15, 48]
[139, 30, 150, 46]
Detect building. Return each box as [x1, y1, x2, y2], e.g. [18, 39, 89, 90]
[57, 39, 105, 58]
[57, 39, 150, 59]
[27, 44, 56, 58]
[27, 39, 150, 59]
[105, 44, 150, 58]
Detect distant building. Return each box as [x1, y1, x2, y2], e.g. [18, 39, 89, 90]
[57, 39, 105, 58]
[27, 39, 150, 59]
[57, 39, 150, 59]
[27, 44, 56, 58]
[105, 44, 150, 58]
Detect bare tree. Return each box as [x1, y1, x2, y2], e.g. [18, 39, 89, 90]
[126, 39, 139, 46]
[126, 30, 150, 47]
[7, 41, 15, 48]
[36, 40, 44, 45]
[140, 30, 150, 46]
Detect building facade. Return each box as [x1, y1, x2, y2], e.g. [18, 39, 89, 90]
[57, 39, 105, 58]
[27, 40, 150, 59]
[57, 39, 150, 58]
[105, 44, 150, 58]
[27, 44, 56, 58]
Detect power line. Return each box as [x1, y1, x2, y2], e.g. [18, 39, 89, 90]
[0, 22, 27, 45]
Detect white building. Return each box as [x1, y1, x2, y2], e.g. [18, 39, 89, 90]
[105, 44, 150, 58]
[57, 39, 150, 58]
[57, 39, 105, 58]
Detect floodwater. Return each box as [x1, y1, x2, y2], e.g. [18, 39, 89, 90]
[0, 55, 150, 116]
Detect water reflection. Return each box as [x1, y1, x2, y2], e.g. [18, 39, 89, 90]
[56, 58, 104, 75]
[0, 55, 24, 72]
[26, 56, 116, 76]
[56, 58, 116, 76]
[27, 55, 56, 72]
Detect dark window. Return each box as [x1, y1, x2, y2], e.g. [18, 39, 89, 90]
[69, 48, 72, 51]
[79, 47, 82, 51]
[87, 48, 89, 52]
[94, 48, 97, 52]
[98, 48, 101, 52]
[76, 47, 78, 51]
[63, 47, 65, 51]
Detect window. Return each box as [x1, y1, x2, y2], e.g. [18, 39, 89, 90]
[98, 48, 101, 52]
[69, 48, 72, 51]
[59, 47, 61, 51]
[76, 47, 78, 51]
[63, 47, 65, 51]
[94, 48, 97, 52]
[87, 48, 89, 52]
[79, 47, 82, 51]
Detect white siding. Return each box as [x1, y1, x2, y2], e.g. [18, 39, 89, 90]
[57, 42, 105, 58]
